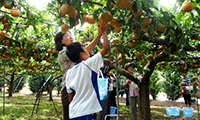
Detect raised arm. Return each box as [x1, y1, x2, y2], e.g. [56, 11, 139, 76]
[122, 80, 132, 88]
[100, 22, 110, 57]
[85, 24, 102, 53]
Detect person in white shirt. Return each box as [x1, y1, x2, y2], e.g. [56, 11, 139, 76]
[65, 22, 109, 120]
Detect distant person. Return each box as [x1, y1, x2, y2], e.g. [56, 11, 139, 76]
[109, 72, 117, 107]
[124, 81, 129, 106]
[180, 70, 192, 107]
[65, 22, 109, 120]
[122, 63, 139, 120]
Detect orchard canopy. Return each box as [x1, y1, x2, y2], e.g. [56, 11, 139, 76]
[0, 0, 199, 77]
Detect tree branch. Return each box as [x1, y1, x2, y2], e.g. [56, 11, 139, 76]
[143, 52, 168, 81]
[14, 76, 23, 82]
[142, 35, 200, 51]
[103, 58, 140, 84]
[183, 45, 200, 51]
[1, 76, 11, 82]
[50, 74, 62, 83]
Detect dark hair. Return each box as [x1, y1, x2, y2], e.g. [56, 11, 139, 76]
[55, 31, 72, 51]
[55, 32, 65, 51]
[66, 41, 84, 62]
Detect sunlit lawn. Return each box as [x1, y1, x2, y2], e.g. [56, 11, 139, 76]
[0, 93, 199, 120]
[0, 93, 63, 120]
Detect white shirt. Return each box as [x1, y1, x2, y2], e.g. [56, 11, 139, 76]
[65, 52, 103, 118]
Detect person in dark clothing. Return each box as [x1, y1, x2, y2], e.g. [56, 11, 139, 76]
[98, 65, 117, 120]
[98, 65, 111, 120]
[109, 73, 117, 107]
[180, 71, 192, 107]
[125, 85, 129, 106]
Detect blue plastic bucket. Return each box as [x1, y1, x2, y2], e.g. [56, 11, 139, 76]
[110, 107, 117, 118]
[166, 106, 180, 117]
[183, 107, 193, 117]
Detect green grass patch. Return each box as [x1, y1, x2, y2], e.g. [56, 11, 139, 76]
[0, 94, 199, 120]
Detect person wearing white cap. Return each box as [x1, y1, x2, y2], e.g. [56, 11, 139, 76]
[122, 63, 139, 120]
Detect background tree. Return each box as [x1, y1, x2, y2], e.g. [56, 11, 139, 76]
[1, 69, 23, 97]
[149, 70, 161, 100]
[161, 68, 182, 101]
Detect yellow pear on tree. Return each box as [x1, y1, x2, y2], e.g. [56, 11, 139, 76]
[132, 9, 143, 17]
[100, 11, 113, 23]
[136, 51, 142, 60]
[59, 3, 74, 16]
[129, 40, 137, 48]
[10, 8, 21, 17]
[4, 0, 13, 9]
[61, 24, 69, 32]
[87, 15, 95, 24]
[182, 1, 194, 12]
[142, 17, 152, 26]
[117, 0, 129, 8]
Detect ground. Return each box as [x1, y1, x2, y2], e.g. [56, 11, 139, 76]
[16, 85, 200, 119]
[18, 84, 200, 109]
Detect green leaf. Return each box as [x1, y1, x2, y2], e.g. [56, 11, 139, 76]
[190, 12, 194, 20]
[70, 0, 76, 5]
[149, 24, 155, 35]
[106, 0, 111, 11]
[136, 0, 142, 11]
[69, 18, 75, 29]
[6, 0, 12, 5]
[102, 7, 107, 13]
[19, 0, 26, 3]
[175, 10, 184, 23]
[93, 10, 99, 22]
[194, 7, 200, 16]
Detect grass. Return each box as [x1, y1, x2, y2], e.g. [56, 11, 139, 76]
[0, 93, 199, 120]
[0, 93, 63, 120]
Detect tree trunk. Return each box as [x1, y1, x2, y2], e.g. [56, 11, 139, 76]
[8, 80, 14, 97]
[49, 82, 53, 101]
[8, 71, 16, 97]
[138, 79, 151, 120]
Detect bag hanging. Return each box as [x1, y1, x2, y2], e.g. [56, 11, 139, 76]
[196, 89, 200, 98]
[97, 70, 109, 101]
[185, 86, 193, 90]
[181, 88, 186, 94]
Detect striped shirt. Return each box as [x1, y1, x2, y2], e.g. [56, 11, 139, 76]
[58, 48, 75, 90]
[182, 75, 191, 94]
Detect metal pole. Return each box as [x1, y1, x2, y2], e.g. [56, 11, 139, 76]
[197, 97, 199, 117]
[3, 58, 5, 115]
[13, 77, 23, 93]
[115, 52, 120, 120]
